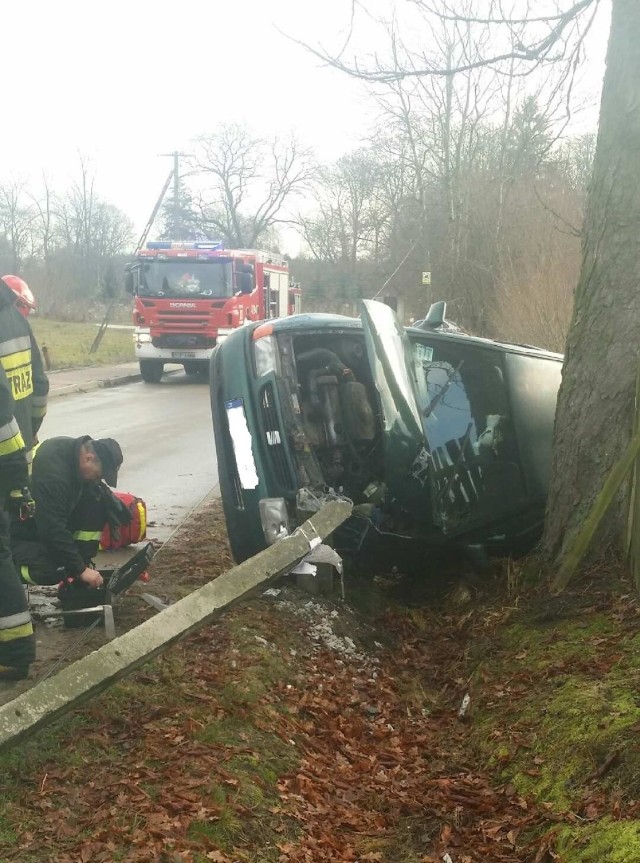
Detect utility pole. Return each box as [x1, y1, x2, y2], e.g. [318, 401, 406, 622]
[159, 151, 193, 240]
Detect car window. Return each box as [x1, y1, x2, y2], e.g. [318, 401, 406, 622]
[411, 340, 527, 530]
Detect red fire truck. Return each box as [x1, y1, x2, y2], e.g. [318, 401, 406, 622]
[125, 242, 301, 382]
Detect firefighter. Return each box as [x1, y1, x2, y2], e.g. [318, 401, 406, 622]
[11, 436, 128, 589]
[0, 275, 49, 680]
[2, 274, 36, 319]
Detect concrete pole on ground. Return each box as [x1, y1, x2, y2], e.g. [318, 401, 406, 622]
[0, 500, 351, 752]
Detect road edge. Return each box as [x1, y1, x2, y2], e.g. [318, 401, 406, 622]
[48, 368, 185, 400]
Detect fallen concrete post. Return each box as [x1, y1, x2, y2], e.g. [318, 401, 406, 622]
[0, 500, 351, 752]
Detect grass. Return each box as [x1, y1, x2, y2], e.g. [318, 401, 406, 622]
[30, 317, 135, 369]
[452, 573, 640, 860]
[555, 819, 640, 862]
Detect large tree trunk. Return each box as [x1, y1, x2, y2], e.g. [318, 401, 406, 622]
[543, 0, 640, 561]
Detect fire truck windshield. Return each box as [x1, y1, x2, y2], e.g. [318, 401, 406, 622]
[139, 261, 233, 299]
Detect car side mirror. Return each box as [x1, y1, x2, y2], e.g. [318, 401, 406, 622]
[125, 271, 134, 294]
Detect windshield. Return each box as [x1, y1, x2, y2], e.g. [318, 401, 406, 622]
[139, 260, 233, 299]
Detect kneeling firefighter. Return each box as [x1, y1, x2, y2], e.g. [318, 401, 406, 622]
[0, 275, 49, 680]
[11, 436, 131, 588]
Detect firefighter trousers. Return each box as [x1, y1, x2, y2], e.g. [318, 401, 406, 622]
[0, 508, 35, 670]
[13, 486, 108, 586]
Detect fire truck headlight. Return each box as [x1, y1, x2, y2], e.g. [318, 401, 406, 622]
[135, 330, 152, 344]
[259, 498, 289, 545]
[254, 335, 278, 377]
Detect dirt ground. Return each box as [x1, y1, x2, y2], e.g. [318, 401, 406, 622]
[1, 501, 640, 861]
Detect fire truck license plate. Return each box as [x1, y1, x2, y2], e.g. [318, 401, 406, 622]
[171, 351, 197, 358]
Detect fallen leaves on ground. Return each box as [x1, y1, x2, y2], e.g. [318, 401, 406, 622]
[0, 507, 636, 862]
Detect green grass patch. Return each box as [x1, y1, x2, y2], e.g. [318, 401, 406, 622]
[466, 596, 640, 813]
[30, 317, 134, 368]
[196, 713, 298, 782]
[497, 615, 616, 677]
[0, 710, 91, 778]
[555, 818, 640, 861]
[506, 679, 639, 807]
[0, 802, 18, 846]
[188, 806, 243, 852]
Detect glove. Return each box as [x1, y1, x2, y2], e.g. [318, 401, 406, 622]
[99, 482, 132, 527]
[7, 487, 36, 521]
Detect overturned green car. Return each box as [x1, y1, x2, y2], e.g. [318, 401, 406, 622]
[210, 300, 562, 568]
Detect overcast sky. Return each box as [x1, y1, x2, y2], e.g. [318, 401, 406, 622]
[2, 0, 610, 248]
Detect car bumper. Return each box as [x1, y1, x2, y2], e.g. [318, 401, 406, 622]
[135, 343, 213, 362]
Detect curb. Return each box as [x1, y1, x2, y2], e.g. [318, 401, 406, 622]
[48, 374, 143, 400]
[48, 368, 185, 400]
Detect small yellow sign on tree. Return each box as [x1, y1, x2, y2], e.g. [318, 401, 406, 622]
[421, 271, 431, 285]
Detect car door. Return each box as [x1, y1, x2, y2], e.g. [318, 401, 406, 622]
[360, 300, 431, 513]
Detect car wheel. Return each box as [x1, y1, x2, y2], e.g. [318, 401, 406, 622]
[183, 361, 206, 376]
[139, 360, 164, 383]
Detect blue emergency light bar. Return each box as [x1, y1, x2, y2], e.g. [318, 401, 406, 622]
[146, 241, 225, 251]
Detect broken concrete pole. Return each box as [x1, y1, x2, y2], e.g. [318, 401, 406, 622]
[0, 500, 351, 752]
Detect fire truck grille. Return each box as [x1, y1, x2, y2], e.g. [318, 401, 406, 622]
[155, 310, 214, 331]
[260, 383, 294, 489]
[157, 309, 211, 324]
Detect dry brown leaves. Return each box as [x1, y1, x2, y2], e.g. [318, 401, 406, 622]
[3, 510, 634, 863]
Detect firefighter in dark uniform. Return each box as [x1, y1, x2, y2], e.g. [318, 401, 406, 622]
[11, 436, 126, 588]
[0, 276, 49, 680]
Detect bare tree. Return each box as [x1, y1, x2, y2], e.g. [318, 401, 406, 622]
[300, 149, 393, 263]
[0, 158, 133, 317]
[41, 156, 134, 308]
[191, 124, 315, 248]
[56, 155, 97, 255]
[303, 0, 599, 84]
[0, 181, 34, 273]
[321, 6, 570, 330]
[91, 202, 133, 259]
[29, 175, 56, 295]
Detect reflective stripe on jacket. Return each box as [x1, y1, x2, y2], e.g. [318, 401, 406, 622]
[0, 283, 49, 478]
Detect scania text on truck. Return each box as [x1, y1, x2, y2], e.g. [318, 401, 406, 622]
[125, 242, 301, 383]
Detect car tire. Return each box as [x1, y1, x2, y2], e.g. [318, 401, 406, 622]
[139, 360, 164, 383]
[183, 361, 207, 376]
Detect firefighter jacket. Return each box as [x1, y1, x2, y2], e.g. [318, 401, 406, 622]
[0, 282, 48, 492]
[11, 436, 101, 577]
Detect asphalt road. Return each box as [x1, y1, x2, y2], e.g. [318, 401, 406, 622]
[43, 372, 219, 543]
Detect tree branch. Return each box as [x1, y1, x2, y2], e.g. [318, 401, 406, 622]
[410, 0, 596, 27]
[292, 0, 599, 82]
